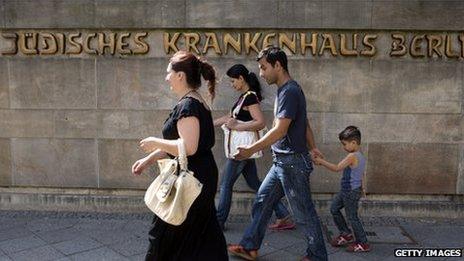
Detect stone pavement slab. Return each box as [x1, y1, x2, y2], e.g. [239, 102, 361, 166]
[107, 236, 147, 257]
[67, 247, 129, 261]
[324, 225, 415, 244]
[0, 235, 47, 255]
[0, 227, 31, 242]
[0, 211, 462, 260]
[51, 237, 102, 256]
[7, 246, 65, 261]
[402, 225, 464, 248]
[35, 228, 84, 245]
[0, 250, 11, 261]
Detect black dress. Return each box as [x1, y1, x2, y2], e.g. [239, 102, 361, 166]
[145, 97, 229, 261]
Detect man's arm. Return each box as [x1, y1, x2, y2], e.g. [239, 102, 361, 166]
[233, 118, 291, 160]
[306, 119, 316, 150]
[234, 85, 297, 160]
[306, 119, 324, 158]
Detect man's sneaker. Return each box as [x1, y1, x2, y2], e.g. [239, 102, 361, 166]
[268, 216, 296, 231]
[346, 242, 371, 252]
[330, 234, 354, 247]
[227, 244, 258, 260]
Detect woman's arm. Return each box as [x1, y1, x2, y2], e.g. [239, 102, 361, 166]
[146, 149, 169, 163]
[226, 104, 266, 131]
[132, 149, 168, 175]
[213, 114, 230, 127]
[139, 116, 200, 156]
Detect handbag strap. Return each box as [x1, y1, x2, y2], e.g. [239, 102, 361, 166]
[233, 91, 257, 119]
[177, 139, 188, 171]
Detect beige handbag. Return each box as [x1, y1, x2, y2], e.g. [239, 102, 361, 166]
[144, 139, 203, 226]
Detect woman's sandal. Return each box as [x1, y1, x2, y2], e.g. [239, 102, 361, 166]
[227, 244, 258, 260]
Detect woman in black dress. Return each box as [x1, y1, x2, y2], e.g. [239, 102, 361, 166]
[131, 51, 228, 261]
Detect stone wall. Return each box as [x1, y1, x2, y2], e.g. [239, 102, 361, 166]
[0, 0, 462, 200]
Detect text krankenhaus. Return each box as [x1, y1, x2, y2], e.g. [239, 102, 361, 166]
[2, 31, 464, 58]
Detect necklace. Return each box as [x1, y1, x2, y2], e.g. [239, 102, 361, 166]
[179, 89, 196, 101]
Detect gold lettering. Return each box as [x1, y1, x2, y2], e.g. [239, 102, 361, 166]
[134, 32, 149, 54]
[9, 30, 464, 59]
[300, 33, 317, 55]
[67, 32, 82, 55]
[98, 32, 116, 55]
[163, 32, 179, 54]
[319, 34, 337, 56]
[410, 35, 425, 57]
[244, 33, 261, 55]
[203, 32, 221, 54]
[278, 33, 296, 54]
[83, 33, 97, 54]
[19, 32, 38, 55]
[55, 33, 66, 54]
[262, 33, 276, 49]
[445, 35, 459, 58]
[361, 34, 377, 56]
[1, 33, 18, 55]
[340, 34, 358, 56]
[39, 33, 58, 55]
[116, 32, 131, 55]
[183, 33, 200, 54]
[459, 35, 464, 58]
[426, 34, 443, 57]
[223, 33, 241, 54]
[390, 33, 407, 56]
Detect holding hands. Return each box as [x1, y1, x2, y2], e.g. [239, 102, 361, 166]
[311, 148, 325, 166]
[313, 156, 323, 165]
[310, 148, 324, 160]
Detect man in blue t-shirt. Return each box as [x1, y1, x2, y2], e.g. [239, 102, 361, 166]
[228, 47, 328, 261]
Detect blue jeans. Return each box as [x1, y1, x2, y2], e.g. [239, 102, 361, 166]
[239, 153, 328, 261]
[330, 188, 367, 243]
[216, 159, 290, 227]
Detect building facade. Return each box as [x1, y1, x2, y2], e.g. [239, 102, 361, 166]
[0, 0, 462, 217]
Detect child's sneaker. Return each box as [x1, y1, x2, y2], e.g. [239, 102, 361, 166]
[346, 242, 371, 252]
[330, 234, 354, 247]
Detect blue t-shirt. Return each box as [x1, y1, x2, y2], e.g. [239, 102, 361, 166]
[271, 80, 308, 154]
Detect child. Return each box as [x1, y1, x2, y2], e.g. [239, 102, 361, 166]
[313, 126, 371, 252]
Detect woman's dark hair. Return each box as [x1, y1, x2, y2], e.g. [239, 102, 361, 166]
[339, 126, 361, 145]
[170, 51, 216, 100]
[256, 46, 289, 73]
[226, 64, 263, 101]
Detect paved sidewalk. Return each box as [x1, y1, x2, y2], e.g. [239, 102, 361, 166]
[0, 211, 463, 261]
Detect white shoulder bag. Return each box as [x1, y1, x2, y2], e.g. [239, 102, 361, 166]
[222, 91, 267, 159]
